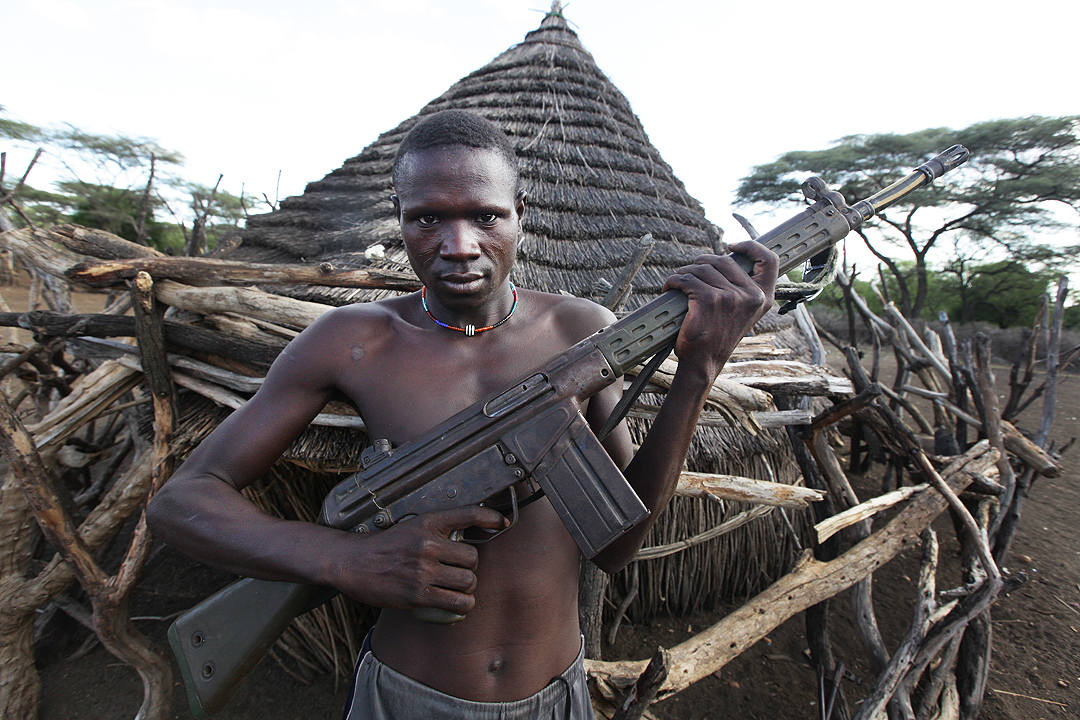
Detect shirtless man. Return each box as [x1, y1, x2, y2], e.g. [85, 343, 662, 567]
[147, 110, 778, 718]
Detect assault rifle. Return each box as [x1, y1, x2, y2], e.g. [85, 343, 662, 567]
[168, 145, 969, 717]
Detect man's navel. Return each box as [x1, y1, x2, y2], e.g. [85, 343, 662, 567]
[487, 658, 506, 675]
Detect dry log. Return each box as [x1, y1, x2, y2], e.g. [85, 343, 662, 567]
[586, 442, 999, 699]
[677, 470, 824, 508]
[1036, 275, 1068, 448]
[871, 369, 1005, 720]
[123, 272, 175, 589]
[611, 647, 669, 720]
[626, 405, 811, 429]
[815, 484, 929, 544]
[601, 234, 654, 311]
[25, 224, 164, 260]
[720, 360, 854, 396]
[25, 361, 140, 451]
[813, 354, 894, 681]
[154, 280, 332, 329]
[971, 335, 1017, 547]
[1000, 422, 1061, 478]
[633, 506, 774, 561]
[203, 312, 298, 346]
[993, 277, 1070, 568]
[884, 302, 952, 387]
[68, 255, 421, 291]
[637, 358, 773, 411]
[0, 449, 153, 720]
[0, 394, 171, 720]
[727, 335, 795, 360]
[68, 337, 265, 395]
[904, 387, 1061, 478]
[0, 227, 88, 279]
[2, 310, 285, 369]
[853, 530, 941, 720]
[112, 355, 366, 429]
[27, 453, 154, 606]
[3, 225, 421, 292]
[0, 467, 44, 719]
[915, 636, 962, 720]
[0, 340, 49, 381]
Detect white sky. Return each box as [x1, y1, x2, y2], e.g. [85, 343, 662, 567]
[5, 0, 1078, 255]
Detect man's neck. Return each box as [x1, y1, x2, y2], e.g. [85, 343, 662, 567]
[421, 283, 519, 336]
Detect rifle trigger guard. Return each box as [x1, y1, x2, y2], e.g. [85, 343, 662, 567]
[464, 486, 519, 544]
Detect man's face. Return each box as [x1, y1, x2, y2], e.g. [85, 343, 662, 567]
[393, 146, 524, 312]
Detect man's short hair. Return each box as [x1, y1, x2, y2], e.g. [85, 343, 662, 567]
[392, 110, 520, 191]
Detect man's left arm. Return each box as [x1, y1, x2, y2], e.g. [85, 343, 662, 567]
[588, 241, 778, 573]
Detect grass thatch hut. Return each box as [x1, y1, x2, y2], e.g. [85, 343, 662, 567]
[175, 1, 812, 672]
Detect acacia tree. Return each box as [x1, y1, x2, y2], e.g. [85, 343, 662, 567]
[2, 114, 183, 244]
[942, 259, 1055, 327]
[2, 110, 256, 255]
[735, 116, 1080, 318]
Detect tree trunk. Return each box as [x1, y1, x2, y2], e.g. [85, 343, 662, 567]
[579, 561, 608, 659]
[0, 612, 38, 720]
[0, 466, 41, 720]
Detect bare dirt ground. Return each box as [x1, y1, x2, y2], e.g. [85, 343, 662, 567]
[17, 287, 1077, 719]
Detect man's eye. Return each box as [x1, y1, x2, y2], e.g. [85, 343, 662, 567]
[416, 215, 438, 227]
[476, 213, 498, 224]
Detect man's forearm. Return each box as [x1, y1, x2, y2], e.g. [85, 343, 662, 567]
[591, 361, 718, 572]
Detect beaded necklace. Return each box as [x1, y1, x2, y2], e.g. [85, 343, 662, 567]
[421, 281, 518, 336]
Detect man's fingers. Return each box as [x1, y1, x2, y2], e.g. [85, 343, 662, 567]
[725, 240, 779, 265]
[429, 504, 509, 536]
[427, 562, 478, 594]
[663, 256, 753, 295]
[421, 585, 477, 615]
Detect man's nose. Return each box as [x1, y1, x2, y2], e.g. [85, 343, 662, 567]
[439, 222, 482, 259]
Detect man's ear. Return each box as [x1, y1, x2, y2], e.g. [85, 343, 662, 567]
[390, 194, 401, 217]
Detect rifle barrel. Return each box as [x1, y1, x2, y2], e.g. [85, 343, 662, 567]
[865, 144, 969, 214]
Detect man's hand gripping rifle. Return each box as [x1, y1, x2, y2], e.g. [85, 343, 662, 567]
[168, 145, 969, 717]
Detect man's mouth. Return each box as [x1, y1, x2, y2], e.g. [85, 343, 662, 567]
[437, 273, 486, 293]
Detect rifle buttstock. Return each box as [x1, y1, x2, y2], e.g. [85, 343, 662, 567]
[169, 578, 319, 717]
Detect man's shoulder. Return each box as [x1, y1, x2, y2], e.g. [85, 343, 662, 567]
[310, 295, 412, 331]
[286, 295, 415, 359]
[518, 289, 615, 337]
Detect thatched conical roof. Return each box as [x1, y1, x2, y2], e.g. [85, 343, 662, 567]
[233, 5, 721, 307]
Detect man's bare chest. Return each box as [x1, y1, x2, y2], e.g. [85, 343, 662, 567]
[333, 335, 566, 447]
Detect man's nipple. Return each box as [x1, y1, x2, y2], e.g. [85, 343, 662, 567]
[350, 345, 366, 361]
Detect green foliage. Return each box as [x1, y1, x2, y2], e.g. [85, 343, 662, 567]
[0, 117, 45, 143]
[6, 183, 75, 227]
[1064, 303, 1080, 331]
[943, 260, 1054, 328]
[1, 109, 257, 255]
[736, 116, 1080, 321]
[816, 259, 1054, 330]
[57, 180, 173, 248]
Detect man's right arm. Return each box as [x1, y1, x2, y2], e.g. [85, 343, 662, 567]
[147, 306, 350, 578]
[146, 308, 506, 615]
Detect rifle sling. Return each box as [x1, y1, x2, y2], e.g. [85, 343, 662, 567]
[597, 339, 676, 441]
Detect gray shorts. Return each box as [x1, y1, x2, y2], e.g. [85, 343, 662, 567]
[342, 635, 592, 720]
